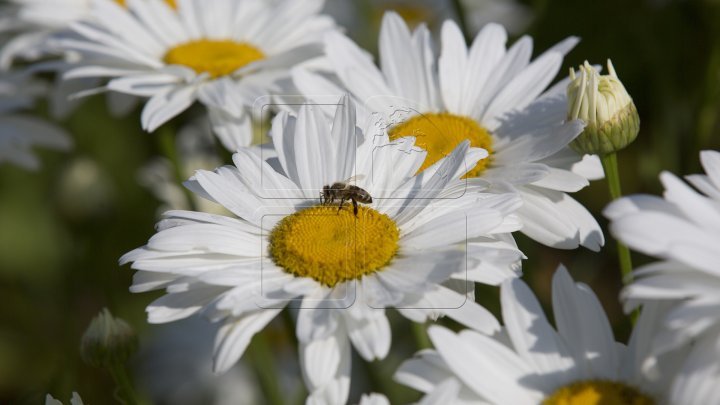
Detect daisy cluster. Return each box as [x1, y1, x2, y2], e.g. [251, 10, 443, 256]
[2, 1, 719, 404]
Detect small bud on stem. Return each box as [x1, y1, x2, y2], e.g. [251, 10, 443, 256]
[567, 60, 639, 156]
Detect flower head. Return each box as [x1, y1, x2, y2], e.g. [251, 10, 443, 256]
[120, 96, 523, 403]
[606, 150, 720, 355]
[567, 60, 639, 155]
[396, 266, 720, 405]
[56, 0, 337, 146]
[0, 72, 72, 169]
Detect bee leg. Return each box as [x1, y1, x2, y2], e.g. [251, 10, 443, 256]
[337, 198, 346, 214]
[352, 199, 358, 217]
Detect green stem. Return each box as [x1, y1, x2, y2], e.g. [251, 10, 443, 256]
[600, 153, 634, 284]
[109, 363, 140, 405]
[248, 332, 284, 405]
[412, 321, 432, 351]
[156, 125, 197, 211]
[450, 0, 472, 42]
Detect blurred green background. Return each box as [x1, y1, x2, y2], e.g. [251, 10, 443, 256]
[2, 0, 720, 403]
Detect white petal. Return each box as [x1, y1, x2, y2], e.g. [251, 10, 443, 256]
[669, 331, 720, 405]
[141, 84, 198, 132]
[438, 20, 467, 113]
[147, 284, 228, 324]
[483, 51, 563, 126]
[302, 327, 351, 405]
[213, 308, 283, 373]
[501, 277, 575, 387]
[343, 310, 391, 361]
[294, 104, 334, 191]
[417, 379, 462, 405]
[552, 266, 619, 380]
[428, 326, 540, 403]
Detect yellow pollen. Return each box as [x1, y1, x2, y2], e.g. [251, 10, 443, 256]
[269, 205, 400, 288]
[543, 380, 655, 405]
[163, 40, 265, 78]
[388, 112, 493, 178]
[115, 0, 176, 8]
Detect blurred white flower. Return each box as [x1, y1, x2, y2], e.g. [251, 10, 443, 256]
[0, 0, 155, 118]
[45, 392, 83, 405]
[0, 72, 72, 170]
[138, 118, 229, 216]
[0, 0, 90, 67]
[121, 97, 523, 404]
[293, 12, 604, 251]
[56, 0, 337, 148]
[461, 0, 534, 36]
[357, 393, 389, 405]
[135, 316, 265, 405]
[396, 266, 720, 405]
[606, 150, 720, 355]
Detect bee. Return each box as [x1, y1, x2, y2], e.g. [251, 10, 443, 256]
[321, 175, 372, 216]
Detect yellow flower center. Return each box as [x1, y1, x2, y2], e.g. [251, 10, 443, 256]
[163, 40, 265, 78]
[115, 0, 176, 8]
[269, 205, 400, 288]
[543, 380, 655, 405]
[388, 112, 493, 178]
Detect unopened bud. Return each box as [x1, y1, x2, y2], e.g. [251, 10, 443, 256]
[80, 308, 138, 369]
[567, 60, 639, 155]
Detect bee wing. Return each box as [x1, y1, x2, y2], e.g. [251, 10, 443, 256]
[344, 174, 366, 184]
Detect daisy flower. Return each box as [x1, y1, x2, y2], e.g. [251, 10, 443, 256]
[395, 265, 720, 405]
[0, 0, 96, 67]
[120, 97, 523, 404]
[0, 72, 72, 170]
[55, 0, 336, 145]
[0, 0, 174, 118]
[292, 12, 604, 251]
[605, 150, 720, 354]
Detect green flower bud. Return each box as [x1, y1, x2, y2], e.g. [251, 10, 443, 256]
[567, 60, 639, 155]
[80, 308, 138, 369]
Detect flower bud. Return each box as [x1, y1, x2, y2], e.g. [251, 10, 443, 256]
[80, 308, 138, 369]
[567, 60, 639, 155]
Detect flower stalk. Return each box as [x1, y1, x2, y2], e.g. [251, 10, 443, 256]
[157, 124, 197, 211]
[600, 153, 634, 283]
[248, 332, 284, 405]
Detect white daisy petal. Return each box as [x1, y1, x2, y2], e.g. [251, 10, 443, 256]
[438, 20, 468, 113]
[141, 84, 198, 132]
[416, 379, 462, 405]
[343, 310, 391, 361]
[302, 327, 351, 405]
[428, 326, 539, 404]
[552, 266, 618, 379]
[502, 278, 575, 385]
[213, 308, 283, 373]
